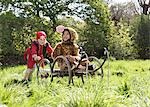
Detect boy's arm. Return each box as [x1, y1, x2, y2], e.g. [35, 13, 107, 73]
[67, 45, 81, 62]
[31, 43, 41, 61]
[23, 47, 30, 61]
[52, 43, 62, 59]
[46, 43, 53, 57]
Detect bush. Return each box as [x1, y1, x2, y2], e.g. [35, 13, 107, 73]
[107, 22, 138, 59]
[131, 15, 150, 59]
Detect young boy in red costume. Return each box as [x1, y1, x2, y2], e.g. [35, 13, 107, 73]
[23, 31, 53, 82]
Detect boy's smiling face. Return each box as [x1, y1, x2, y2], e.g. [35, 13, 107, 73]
[38, 36, 46, 45]
[62, 30, 70, 41]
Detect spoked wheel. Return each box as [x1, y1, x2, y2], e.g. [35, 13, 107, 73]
[88, 56, 104, 78]
[51, 56, 72, 85]
[36, 58, 51, 83]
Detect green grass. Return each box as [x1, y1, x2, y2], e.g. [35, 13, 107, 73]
[0, 60, 150, 107]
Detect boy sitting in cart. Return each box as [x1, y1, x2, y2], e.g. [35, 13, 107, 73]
[52, 25, 88, 71]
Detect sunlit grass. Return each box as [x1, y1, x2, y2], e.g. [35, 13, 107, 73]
[0, 60, 150, 107]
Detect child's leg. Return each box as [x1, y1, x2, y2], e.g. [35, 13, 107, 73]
[28, 67, 35, 81]
[23, 68, 34, 81]
[25, 55, 36, 81]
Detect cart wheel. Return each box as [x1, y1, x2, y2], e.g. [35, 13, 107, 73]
[51, 56, 72, 84]
[88, 56, 104, 78]
[37, 58, 51, 83]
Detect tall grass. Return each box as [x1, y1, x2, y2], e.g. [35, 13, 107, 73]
[0, 60, 150, 107]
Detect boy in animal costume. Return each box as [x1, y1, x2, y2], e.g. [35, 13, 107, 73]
[53, 25, 85, 70]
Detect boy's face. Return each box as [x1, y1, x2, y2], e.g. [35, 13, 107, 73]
[62, 30, 70, 41]
[38, 36, 46, 45]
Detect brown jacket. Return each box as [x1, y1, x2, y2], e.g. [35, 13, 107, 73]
[52, 41, 79, 70]
[53, 42, 79, 58]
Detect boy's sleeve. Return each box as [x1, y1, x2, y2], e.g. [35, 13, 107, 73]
[46, 43, 53, 56]
[31, 43, 38, 56]
[24, 48, 30, 61]
[72, 44, 79, 56]
[52, 43, 62, 59]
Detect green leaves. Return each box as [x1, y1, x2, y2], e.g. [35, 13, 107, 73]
[78, 0, 111, 57]
[107, 22, 138, 59]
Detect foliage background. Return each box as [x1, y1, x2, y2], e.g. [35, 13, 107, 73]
[0, 0, 150, 65]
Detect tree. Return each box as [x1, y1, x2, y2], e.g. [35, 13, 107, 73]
[78, 0, 111, 58]
[0, 11, 26, 65]
[110, 2, 139, 25]
[0, 0, 78, 31]
[107, 22, 138, 59]
[133, 0, 150, 59]
[135, 15, 150, 59]
[138, 0, 150, 15]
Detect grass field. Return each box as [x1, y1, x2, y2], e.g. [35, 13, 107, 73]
[0, 60, 150, 107]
